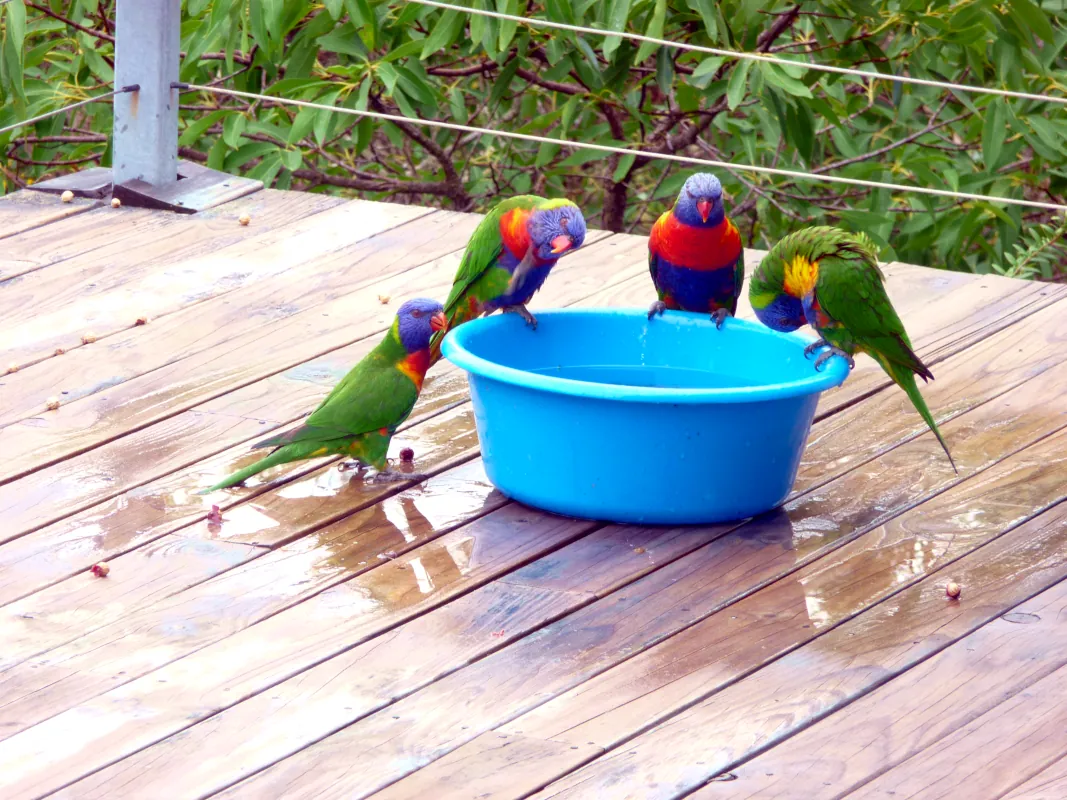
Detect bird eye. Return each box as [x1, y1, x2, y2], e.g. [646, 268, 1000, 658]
[410, 310, 423, 318]
[561, 217, 569, 231]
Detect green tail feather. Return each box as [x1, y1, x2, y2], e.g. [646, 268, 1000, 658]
[198, 443, 316, 494]
[889, 363, 958, 474]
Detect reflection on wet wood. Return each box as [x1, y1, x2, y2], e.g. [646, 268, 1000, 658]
[335, 361, 1067, 798]
[82, 524, 746, 800]
[689, 509, 1067, 798]
[0, 507, 597, 799]
[519, 428, 1067, 799]
[3, 189, 1067, 799]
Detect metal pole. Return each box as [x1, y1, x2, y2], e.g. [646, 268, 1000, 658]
[113, 0, 180, 187]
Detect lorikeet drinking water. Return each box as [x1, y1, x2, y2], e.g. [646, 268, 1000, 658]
[201, 298, 447, 493]
[750, 226, 957, 473]
[429, 195, 586, 364]
[647, 172, 744, 327]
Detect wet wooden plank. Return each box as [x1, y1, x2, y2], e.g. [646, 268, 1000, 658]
[0, 201, 451, 429]
[49, 526, 735, 800]
[0, 364, 472, 606]
[0, 227, 615, 482]
[0, 404, 484, 676]
[0, 190, 344, 367]
[1002, 754, 1067, 799]
[0, 190, 100, 246]
[217, 364, 1067, 799]
[0, 504, 603, 800]
[0, 230, 626, 535]
[848, 660, 1067, 799]
[686, 538, 1067, 799]
[513, 433, 1067, 799]
[0, 536, 260, 671]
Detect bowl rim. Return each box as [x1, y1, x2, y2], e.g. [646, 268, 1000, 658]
[441, 307, 850, 405]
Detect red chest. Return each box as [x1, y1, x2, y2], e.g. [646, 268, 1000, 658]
[650, 213, 742, 270]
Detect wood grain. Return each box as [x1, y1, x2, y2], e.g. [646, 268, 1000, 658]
[0, 201, 452, 430]
[848, 658, 1067, 799]
[519, 427, 1067, 799]
[51, 525, 739, 800]
[0, 227, 616, 487]
[0, 190, 99, 248]
[1001, 752, 1067, 799]
[0, 504, 600, 800]
[227, 357, 1067, 800]
[686, 512, 1067, 799]
[0, 190, 344, 366]
[0, 363, 471, 606]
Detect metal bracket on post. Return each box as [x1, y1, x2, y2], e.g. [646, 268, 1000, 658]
[29, 0, 261, 212]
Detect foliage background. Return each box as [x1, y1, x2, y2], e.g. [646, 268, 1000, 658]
[2, 0, 1067, 279]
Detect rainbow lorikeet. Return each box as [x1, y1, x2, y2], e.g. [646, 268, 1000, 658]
[430, 195, 586, 363]
[200, 298, 447, 493]
[647, 172, 744, 327]
[750, 226, 957, 472]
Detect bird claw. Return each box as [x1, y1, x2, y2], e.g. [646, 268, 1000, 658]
[803, 338, 828, 359]
[647, 301, 667, 320]
[813, 347, 855, 372]
[710, 308, 730, 329]
[502, 305, 538, 330]
[337, 460, 365, 473]
[370, 470, 427, 484]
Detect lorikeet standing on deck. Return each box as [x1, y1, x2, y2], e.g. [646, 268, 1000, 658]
[647, 172, 744, 327]
[429, 195, 587, 364]
[750, 226, 957, 472]
[200, 298, 447, 493]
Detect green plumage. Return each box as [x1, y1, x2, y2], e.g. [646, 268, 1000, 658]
[431, 195, 571, 361]
[201, 321, 420, 493]
[761, 226, 957, 472]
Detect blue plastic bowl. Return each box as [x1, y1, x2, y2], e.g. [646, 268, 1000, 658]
[441, 308, 849, 525]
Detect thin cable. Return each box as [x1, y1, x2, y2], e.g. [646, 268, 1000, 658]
[409, 0, 1067, 107]
[0, 85, 139, 137]
[175, 82, 1067, 212]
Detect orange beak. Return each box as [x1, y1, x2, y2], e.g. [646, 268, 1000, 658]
[430, 311, 448, 332]
[550, 234, 574, 255]
[697, 199, 712, 223]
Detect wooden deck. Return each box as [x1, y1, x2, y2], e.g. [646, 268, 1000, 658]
[1, 185, 1066, 800]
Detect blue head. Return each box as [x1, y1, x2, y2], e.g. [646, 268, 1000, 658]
[674, 172, 725, 228]
[753, 294, 807, 333]
[396, 298, 447, 353]
[528, 201, 587, 260]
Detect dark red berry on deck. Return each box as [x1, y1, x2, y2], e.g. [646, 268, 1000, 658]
[399, 447, 415, 463]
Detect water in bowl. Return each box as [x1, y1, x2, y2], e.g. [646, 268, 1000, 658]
[529, 363, 749, 389]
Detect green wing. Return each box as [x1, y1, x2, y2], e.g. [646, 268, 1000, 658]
[254, 348, 418, 450]
[814, 238, 931, 380]
[443, 195, 546, 316]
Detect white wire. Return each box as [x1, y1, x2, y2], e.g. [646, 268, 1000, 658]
[176, 82, 1067, 213]
[0, 86, 138, 137]
[409, 0, 1067, 107]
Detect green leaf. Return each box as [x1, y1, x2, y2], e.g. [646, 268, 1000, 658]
[982, 98, 1007, 170]
[421, 10, 464, 58]
[602, 0, 633, 59]
[758, 62, 812, 98]
[656, 47, 675, 94]
[635, 0, 666, 63]
[318, 28, 368, 58]
[613, 152, 636, 182]
[689, 56, 724, 89]
[726, 60, 751, 110]
[280, 148, 303, 171]
[690, 0, 718, 39]
[325, 0, 345, 20]
[179, 109, 227, 147]
[312, 89, 344, 146]
[498, 0, 520, 51]
[223, 113, 248, 149]
[1008, 0, 1055, 44]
